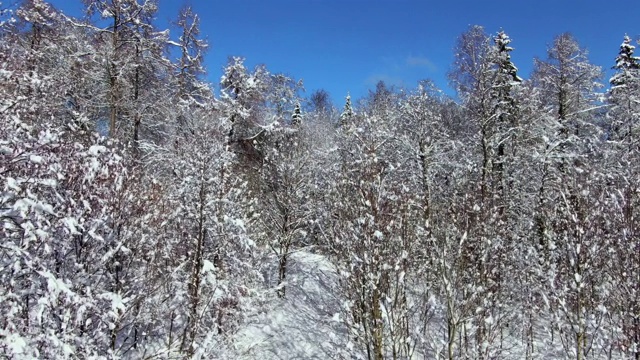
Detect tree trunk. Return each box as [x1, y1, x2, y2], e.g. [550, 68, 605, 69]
[277, 250, 288, 298]
[186, 177, 207, 356]
[109, 13, 119, 138]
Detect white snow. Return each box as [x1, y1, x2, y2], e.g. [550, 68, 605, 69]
[99, 292, 127, 316]
[29, 154, 43, 164]
[62, 217, 82, 235]
[233, 250, 347, 359]
[101, 9, 113, 18]
[88, 145, 107, 156]
[0, 332, 27, 355]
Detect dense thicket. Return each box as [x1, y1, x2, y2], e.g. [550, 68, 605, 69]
[1, 2, 639, 359]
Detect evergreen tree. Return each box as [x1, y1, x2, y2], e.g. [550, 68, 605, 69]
[611, 35, 640, 82]
[606, 35, 640, 360]
[4, 2, 640, 358]
[292, 101, 302, 127]
[609, 35, 640, 142]
[490, 30, 522, 210]
[449, 28, 527, 357]
[340, 93, 354, 127]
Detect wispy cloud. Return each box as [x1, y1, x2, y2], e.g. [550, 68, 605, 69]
[363, 55, 437, 90]
[406, 55, 438, 72]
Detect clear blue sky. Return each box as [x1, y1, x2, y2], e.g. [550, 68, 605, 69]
[47, 0, 640, 103]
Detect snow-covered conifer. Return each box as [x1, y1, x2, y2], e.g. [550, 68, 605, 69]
[292, 101, 302, 127]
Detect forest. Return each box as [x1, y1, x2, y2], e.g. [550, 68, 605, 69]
[1, 0, 639, 359]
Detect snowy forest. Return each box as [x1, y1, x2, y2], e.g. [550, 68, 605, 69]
[1, 1, 640, 359]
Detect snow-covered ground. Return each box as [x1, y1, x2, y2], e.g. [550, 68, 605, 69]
[230, 250, 627, 360]
[233, 251, 349, 359]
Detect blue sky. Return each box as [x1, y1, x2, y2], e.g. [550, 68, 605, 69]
[48, 0, 640, 104]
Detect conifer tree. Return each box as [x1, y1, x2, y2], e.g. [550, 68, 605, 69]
[340, 93, 354, 127]
[292, 101, 302, 127]
[609, 35, 640, 142]
[490, 30, 522, 211]
[607, 35, 640, 360]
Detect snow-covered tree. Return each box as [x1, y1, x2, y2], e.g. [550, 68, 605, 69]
[605, 35, 640, 359]
[140, 103, 258, 357]
[0, 67, 134, 357]
[449, 26, 526, 358]
[309, 88, 332, 115]
[340, 93, 354, 128]
[0, 2, 12, 29]
[170, 5, 209, 138]
[292, 101, 302, 127]
[490, 31, 522, 208]
[5, 3, 640, 358]
[268, 73, 304, 119]
[608, 35, 640, 142]
[328, 88, 428, 359]
[220, 56, 270, 156]
[532, 33, 602, 140]
[531, 33, 610, 359]
[173, 5, 207, 99]
[81, 0, 167, 143]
